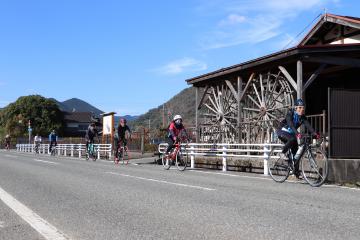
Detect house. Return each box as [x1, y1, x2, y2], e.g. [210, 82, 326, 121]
[63, 112, 101, 137]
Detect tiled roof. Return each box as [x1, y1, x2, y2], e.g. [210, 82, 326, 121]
[63, 112, 92, 123]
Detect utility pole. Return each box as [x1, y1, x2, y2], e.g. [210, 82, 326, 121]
[28, 120, 32, 144]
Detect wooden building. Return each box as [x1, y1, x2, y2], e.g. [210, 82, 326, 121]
[186, 13, 360, 161]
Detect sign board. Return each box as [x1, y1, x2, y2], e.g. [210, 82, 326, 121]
[102, 115, 113, 135]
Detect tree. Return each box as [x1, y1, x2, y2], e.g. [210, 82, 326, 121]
[0, 95, 65, 138]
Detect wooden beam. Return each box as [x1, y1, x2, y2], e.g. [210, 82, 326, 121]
[303, 64, 327, 92]
[195, 87, 199, 142]
[278, 66, 297, 90]
[197, 85, 209, 110]
[239, 73, 255, 102]
[303, 56, 360, 68]
[225, 80, 238, 100]
[297, 60, 303, 99]
[237, 76, 243, 143]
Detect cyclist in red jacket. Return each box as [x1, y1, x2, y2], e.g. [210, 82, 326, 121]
[165, 115, 188, 157]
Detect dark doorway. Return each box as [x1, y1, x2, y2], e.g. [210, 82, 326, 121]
[328, 88, 360, 158]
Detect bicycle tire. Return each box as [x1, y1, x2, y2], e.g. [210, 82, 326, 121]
[175, 146, 188, 171]
[122, 148, 129, 165]
[161, 153, 171, 170]
[268, 148, 290, 183]
[301, 147, 328, 187]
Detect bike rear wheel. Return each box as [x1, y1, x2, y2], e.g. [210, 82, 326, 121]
[175, 147, 189, 171]
[268, 148, 290, 183]
[301, 147, 328, 187]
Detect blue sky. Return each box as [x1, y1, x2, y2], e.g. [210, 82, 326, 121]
[0, 0, 359, 115]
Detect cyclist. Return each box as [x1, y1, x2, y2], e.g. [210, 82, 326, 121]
[85, 122, 98, 152]
[48, 130, 58, 154]
[4, 134, 11, 149]
[276, 99, 320, 177]
[165, 115, 188, 158]
[115, 118, 131, 161]
[34, 134, 42, 153]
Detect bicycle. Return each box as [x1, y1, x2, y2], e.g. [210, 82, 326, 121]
[49, 143, 57, 156]
[162, 138, 190, 171]
[268, 134, 328, 187]
[34, 143, 40, 154]
[86, 142, 97, 161]
[114, 140, 130, 165]
[5, 142, 10, 151]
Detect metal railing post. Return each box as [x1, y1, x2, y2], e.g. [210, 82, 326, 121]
[190, 145, 195, 169]
[97, 145, 100, 160]
[222, 145, 227, 172]
[71, 144, 74, 157]
[64, 145, 67, 156]
[263, 144, 269, 176]
[78, 145, 82, 158]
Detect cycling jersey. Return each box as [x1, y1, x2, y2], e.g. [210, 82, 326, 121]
[117, 125, 131, 140]
[278, 109, 314, 135]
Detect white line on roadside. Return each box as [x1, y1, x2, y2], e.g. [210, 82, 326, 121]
[189, 170, 273, 181]
[0, 220, 4, 228]
[4, 154, 17, 158]
[106, 172, 216, 191]
[34, 159, 59, 165]
[0, 186, 69, 240]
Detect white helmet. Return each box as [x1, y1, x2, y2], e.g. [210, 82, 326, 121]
[173, 115, 182, 121]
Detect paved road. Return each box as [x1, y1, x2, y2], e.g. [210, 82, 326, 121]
[0, 150, 359, 240]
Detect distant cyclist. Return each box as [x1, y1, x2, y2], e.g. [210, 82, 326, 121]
[4, 134, 11, 150]
[48, 130, 58, 154]
[276, 99, 320, 177]
[85, 123, 98, 152]
[115, 118, 131, 160]
[34, 134, 42, 152]
[165, 115, 189, 157]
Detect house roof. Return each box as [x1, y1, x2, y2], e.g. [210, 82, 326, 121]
[186, 13, 360, 86]
[63, 112, 93, 123]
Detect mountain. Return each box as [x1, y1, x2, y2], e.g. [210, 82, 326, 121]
[130, 87, 196, 130]
[54, 98, 104, 116]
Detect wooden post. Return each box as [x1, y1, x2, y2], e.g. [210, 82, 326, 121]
[297, 60, 303, 100]
[195, 87, 199, 142]
[237, 76, 243, 143]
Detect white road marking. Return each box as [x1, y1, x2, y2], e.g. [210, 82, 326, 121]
[189, 170, 273, 181]
[0, 220, 4, 228]
[34, 159, 59, 165]
[0, 186, 69, 240]
[106, 172, 216, 191]
[4, 154, 17, 158]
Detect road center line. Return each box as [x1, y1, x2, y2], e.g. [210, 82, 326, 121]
[0, 186, 69, 240]
[106, 172, 216, 191]
[34, 159, 59, 165]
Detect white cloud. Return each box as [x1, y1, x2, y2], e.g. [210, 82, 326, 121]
[198, 0, 340, 50]
[154, 57, 207, 75]
[218, 14, 246, 26]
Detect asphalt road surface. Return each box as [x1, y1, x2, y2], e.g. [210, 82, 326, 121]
[0, 150, 359, 240]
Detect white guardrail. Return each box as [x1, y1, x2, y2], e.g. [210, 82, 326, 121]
[16, 144, 112, 160]
[158, 143, 283, 175]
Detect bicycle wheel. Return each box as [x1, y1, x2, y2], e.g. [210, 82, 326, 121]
[268, 148, 290, 183]
[175, 146, 189, 171]
[301, 147, 328, 187]
[161, 153, 171, 170]
[91, 146, 97, 161]
[123, 148, 130, 165]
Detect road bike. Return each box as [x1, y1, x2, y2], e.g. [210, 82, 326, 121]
[162, 138, 190, 171]
[268, 134, 328, 187]
[114, 140, 130, 165]
[34, 143, 40, 154]
[86, 142, 97, 161]
[49, 143, 57, 156]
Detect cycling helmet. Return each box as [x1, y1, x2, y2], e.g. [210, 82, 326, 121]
[295, 99, 305, 107]
[173, 115, 182, 121]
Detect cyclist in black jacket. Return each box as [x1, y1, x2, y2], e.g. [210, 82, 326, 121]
[85, 123, 98, 151]
[276, 99, 320, 176]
